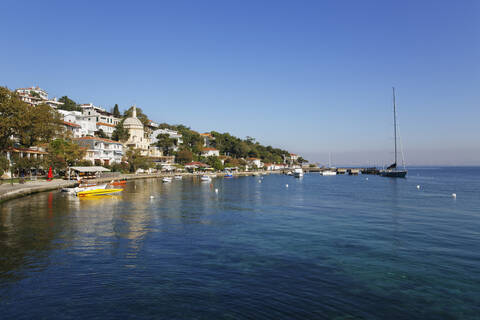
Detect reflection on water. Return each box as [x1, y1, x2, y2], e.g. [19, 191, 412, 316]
[0, 169, 480, 319]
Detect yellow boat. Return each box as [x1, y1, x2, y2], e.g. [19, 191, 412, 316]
[77, 188, 123, 197]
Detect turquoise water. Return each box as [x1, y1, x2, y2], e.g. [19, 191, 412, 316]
[0, 167, 479, 319]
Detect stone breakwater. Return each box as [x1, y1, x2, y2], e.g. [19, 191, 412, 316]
[0, 171, 276, 204]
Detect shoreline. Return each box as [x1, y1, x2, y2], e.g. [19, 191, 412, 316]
[0, 171, 277, 204]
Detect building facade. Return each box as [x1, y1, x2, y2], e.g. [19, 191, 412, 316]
[73, 137, 123, 165]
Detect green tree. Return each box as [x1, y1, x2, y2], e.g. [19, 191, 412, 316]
[17, 103, 62, 148]
[0, 87, 29, 150]
[176, 149, 193, 164]
[46, 138, 86, 174]
[155, 133, 175, 155]
[112, 104, 121, 117]
[111, 120, 130, 142]
[124, 148, 152, 173]
[124, 106, 150, 126]
[297, 157, 308, 164]
[206, 156, 223, 171]
[0, 153, 9, 176]
[96, 128, 108, 139]
[58, 96, 80, 111]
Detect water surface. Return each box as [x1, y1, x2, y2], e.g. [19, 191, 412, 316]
[1, 168, 479, 319]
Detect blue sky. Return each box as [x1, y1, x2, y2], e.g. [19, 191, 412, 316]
[1, 0, 479, 165]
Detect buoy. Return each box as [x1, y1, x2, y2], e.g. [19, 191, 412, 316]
[215, 188, 218, 193]
[286, 184, 289, 188]
[452, 193, 456, 198]
[258, 180, 261, 183]
[366, 178, 368, 181]
[417, 185, 420, 189]
[150, 195, 154, 199]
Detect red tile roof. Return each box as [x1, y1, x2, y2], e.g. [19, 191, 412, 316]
[202, 148, 218, 151]
[63, 121, 81, 128]
[96, 122, 115, 128]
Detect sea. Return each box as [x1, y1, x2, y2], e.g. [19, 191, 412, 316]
[0, 167, 479, 319]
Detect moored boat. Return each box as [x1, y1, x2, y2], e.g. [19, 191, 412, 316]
[200, 175, 212, 182]
[162, 177, 172, 183]
[379, 87, 407, 178]
[110, 180, 127, 186]
[293, 168, 304, 178]
[77, 188, 123, 197]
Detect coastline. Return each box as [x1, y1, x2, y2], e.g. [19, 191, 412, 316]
[0, 171, 276, 204]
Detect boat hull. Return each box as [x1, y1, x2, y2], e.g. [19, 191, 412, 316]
[77, 188, 123, 196]
[379, 170, 407, 178]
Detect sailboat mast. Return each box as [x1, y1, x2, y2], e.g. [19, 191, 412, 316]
[392, 87, 397, 166]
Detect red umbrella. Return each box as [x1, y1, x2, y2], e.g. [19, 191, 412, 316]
[47, 167, 53, 181]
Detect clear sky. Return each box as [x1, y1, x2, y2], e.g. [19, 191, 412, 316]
[1, 0, 479, 166]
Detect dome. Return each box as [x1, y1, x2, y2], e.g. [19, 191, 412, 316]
[123, 116, 143, 128]
[123, 106, 143, 128]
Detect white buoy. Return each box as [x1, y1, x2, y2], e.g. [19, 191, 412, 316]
[150, 195, 154, 199]
[366, 178, 368, 181]
[452, 193, 457, 198]
[258, 180, 261, 183]
[215, 188, 218, 193]
[286, 184, 289, 188]
[417, 185, 420, 189]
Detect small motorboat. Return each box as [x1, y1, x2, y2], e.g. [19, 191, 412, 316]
[200, 175, 212, 182]
[162, 177, 172, 183]
[110, 180, 127, 186]
[293, 168, 304, 178]
[174, 175, 183, 180]
[77, 188, 123, 197]
[224, 173, 233, 178]
[62, 184, 107, 194]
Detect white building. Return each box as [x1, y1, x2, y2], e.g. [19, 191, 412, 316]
[201, 148, 220, 157]
[151, 128, 183, 151]
[96, 122, 116, 138]
[57, 110, 96, 137]
[200, 133, 215, 147]
[73, 137, 123, 165]
[247, 158, 263, 168]
[15, 86, 64, 109]
[80, 103, 120, 126]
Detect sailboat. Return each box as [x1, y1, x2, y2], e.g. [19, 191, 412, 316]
[379, 87, 407, 178]
[321, 152, 337, 176]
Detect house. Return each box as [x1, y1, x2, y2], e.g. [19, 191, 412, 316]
[80, 103, 120, 126]
[247, 157, 263, 168]
[199, 133, 215, 147]
[3, 146, 49, 178]
[57, 110, 96, 137]
[201, 147, 220, 157]
[96, 122, 116, 138]
[15, 86, 64, 108]
[62, 121, 83, 138]
[73, 137, 123, 165]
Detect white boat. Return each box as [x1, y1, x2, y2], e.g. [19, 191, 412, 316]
[62, 184, 107, 194]
[200, 175, 212, 182]
[162, 177, 172, 183]
[174, 175, 183, 180]
[321, 170, 337, 176]
[286, 171, 293, 176]
[321, 152, 337, 176]
[293, 168, 304, 178]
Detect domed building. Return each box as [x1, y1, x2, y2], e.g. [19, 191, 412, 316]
[123, 106, 151, 153]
